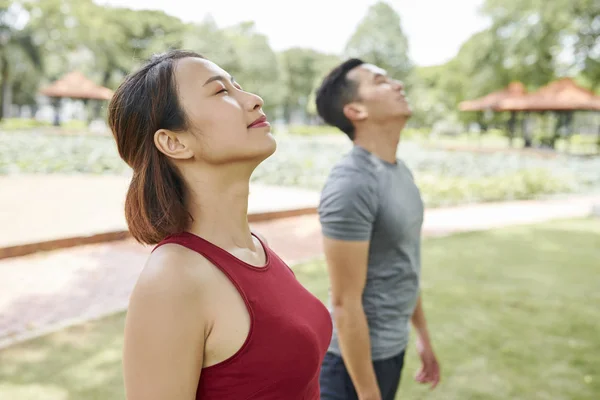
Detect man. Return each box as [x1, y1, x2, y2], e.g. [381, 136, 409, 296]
[315, 59, 440, 400]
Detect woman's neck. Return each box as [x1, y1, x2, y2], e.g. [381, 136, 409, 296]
[184, 166, 255, 251]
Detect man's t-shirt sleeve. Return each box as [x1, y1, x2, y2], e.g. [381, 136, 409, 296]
[318, 174, 378, 241]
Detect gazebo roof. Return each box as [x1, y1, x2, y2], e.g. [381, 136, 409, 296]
[39, 71, 113, 100]
[497, 78, 600, 112]
[458, 82, 526, 112]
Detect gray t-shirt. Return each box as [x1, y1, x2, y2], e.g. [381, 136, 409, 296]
[318, 145, 424, 361]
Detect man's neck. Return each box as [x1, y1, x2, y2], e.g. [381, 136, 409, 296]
[353, 119, 406, 164]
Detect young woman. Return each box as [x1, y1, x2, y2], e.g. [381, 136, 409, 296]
[107, 50, 332, 400]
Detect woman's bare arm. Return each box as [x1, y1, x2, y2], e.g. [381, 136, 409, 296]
[123, 246, 210, 400]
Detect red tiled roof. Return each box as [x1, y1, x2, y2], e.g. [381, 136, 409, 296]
[497, 78, 600, 112]
[39, 71, 113, 100]
[459, 82, 526, 111]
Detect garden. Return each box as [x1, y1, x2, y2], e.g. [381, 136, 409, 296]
[2, 130, 599, 208]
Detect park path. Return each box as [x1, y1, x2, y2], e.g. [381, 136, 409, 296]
[0, 189, 598, 348]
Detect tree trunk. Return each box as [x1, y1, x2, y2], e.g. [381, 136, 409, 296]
[93, 99, 103, 120]
[30, 103, 38, 119]
[0, 52, 10, 121]
[597, 123, 600, 154]
[52, 97, 61, 126]
[283, 104, 292, 124]
[477, 112, 488, 132]
[549, 112, 562, 149]
[507, 111, 517, 147]
[522, 112, 533, 148]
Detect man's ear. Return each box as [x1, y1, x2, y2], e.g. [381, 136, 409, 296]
[343, 102, 368, 122]
[154, 129, 194, 160]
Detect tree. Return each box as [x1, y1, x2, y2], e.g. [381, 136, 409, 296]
[0, 1, 43, 120]
[306, 53, 341, 118]
[571, 0, 600, 90]
[344, 1, 412, 82]
[184, 20, 281, 118]
[481, 0, 570, 88]
[222, 22, 282, 119]
[278, 48, 324, 123]
[182, 16, 241, 76]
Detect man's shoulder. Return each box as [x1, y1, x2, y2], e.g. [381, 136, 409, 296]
[324, 150, 380, 187]
[319, 161, 381, 217]
[321, 161, 378, 200]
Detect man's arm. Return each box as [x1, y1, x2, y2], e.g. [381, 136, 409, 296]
[411, 294, 440, 389]
[324, 237, 381, 400]
[319, 174, 380, 399]
[411, 294, 432, 347]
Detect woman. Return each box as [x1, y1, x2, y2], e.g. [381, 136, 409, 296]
[108, 50, 333, 400]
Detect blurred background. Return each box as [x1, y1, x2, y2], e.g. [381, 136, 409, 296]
[0, 0, 599, 399]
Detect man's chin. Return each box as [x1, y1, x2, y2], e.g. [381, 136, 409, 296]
[398, 107, 412, 119]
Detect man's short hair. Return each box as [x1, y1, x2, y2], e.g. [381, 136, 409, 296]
[315, 58, 364, 140]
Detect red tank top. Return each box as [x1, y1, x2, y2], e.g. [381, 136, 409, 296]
[154, 232, 333, 400]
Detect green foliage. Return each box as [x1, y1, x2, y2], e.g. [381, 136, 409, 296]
[0, 132, 129, 174]
[418, 168, 575, 207]
[305, 53, 342, 117]
[0, 0, 598, 131]
[344, 1, 412, 81]
[409, 0, 600, 131]
[3, 133, 598, 207]
[182, 16, 241, 75]
[0, 118, 48, 130]
[221, 22, 282, 118]
[279, 48, 328, 122]
[571, 0, 600, 89]
[286, 125, 341, 136]
[286, 125, 425, 139]
[0, 1, 44, 119]
[183, 19, 283, 117]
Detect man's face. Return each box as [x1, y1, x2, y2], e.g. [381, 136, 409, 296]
[346, 63, 412, 122]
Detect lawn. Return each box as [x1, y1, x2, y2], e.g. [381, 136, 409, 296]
[1, 218, 599, 399]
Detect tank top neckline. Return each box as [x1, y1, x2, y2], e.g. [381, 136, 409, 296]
[175, 231, 272, 272]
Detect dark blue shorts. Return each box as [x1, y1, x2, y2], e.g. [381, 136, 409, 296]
[319, 351, 406, 400]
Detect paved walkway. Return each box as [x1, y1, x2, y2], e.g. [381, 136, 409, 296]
[0, 194, 598, 348]
[0, 174, 319, 250]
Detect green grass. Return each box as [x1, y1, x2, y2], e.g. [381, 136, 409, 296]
[0, 313, 126, 400]
[0, 118, 87, 131]
[1, 219, 599, 399]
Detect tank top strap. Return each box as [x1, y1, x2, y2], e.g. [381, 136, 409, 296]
[152, 231, 272, 277]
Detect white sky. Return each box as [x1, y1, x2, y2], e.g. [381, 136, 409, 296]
[97, 0, 490, 66]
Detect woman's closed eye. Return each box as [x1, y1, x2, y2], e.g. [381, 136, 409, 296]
[215, 82, 242, 95]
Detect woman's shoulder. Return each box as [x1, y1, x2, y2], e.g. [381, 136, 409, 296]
[141, 243, 217, 293]
[129, 244, 218, 318]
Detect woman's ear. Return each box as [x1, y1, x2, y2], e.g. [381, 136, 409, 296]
[154, 129, 194, 160]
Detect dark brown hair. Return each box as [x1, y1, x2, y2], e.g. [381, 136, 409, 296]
[107, 50, 204, 245]
[315, 58, 364, 140]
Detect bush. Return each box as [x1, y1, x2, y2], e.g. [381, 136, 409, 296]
[0, 118, 49, 130]
[0, 118, 88, 131]
[287, 125, 426, 140]
[1, 132, 598, 208]
[417, 169, 576, 207]
[287, 125, 342, 136]
[0, 132, 128, 174]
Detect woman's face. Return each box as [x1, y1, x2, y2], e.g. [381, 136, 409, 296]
[161, 57, 276, 167]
